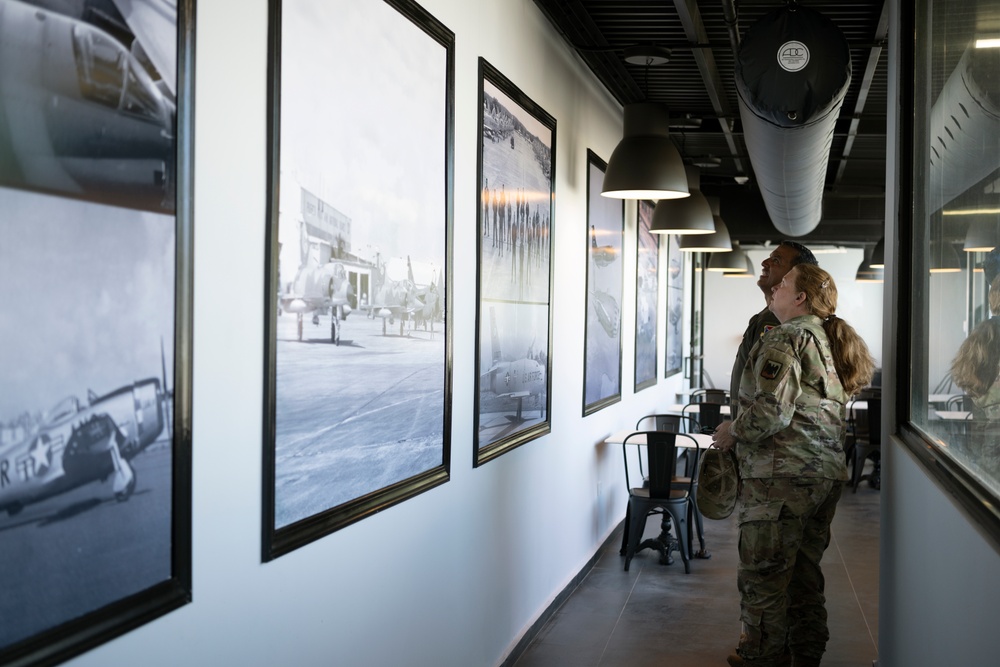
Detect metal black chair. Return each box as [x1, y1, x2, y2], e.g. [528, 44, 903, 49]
[619, 431, 700, 573]
[681, 401, 724, 434]
[634, 414, 709, 558]
[847, 398, 881, 491]
[690, 388, 731, 405]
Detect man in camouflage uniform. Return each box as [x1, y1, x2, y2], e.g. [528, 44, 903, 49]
[714, 272, 849, 667]
[730, 241, 818, 420]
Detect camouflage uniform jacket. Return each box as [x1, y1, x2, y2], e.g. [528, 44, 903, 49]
[730, 314, 850, 481]
[730, 306, 780, 420]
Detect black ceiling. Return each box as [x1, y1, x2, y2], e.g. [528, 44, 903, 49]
[532, 0, 889, 247]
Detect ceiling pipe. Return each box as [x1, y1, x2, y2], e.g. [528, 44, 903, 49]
[721, 0, 740, 52]
[929, 43, 1000, 214]
[734, 3, 852, 237]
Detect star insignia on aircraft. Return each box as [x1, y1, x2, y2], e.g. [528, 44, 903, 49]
[29, 435, 52, 475]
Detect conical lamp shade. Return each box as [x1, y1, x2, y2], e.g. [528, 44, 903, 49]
[856, 245, 884, 282]
[680, 203, 732, 252]
[725, 255, 757, 277]
[650, 165, 715, 234]
[870, 236, 885, 268]
[708, 242, 748, 271]
[963, 219, 998, 252]
[602, 103, 690, 200]
[930, 241, 962, 273]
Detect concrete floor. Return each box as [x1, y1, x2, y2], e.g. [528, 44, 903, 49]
[513, 468, 880, 667]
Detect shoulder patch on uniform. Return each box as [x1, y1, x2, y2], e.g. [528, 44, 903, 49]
[760, 325, 775, 338]
[761, 360, 782, 380]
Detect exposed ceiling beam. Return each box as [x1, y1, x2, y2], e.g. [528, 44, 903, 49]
[672, 0, 745, 173]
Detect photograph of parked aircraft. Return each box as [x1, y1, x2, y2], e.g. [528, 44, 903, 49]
[476, 61, 554, 459]
[478, 303, 548, 447]
[0, 0, 177, 213]
[583, 153, 624, 413]
[268, 0, 449, 539]
[666, 235, 685, 377]
[0, 185, 176, 650]
[279, 222, 355, 344]
[635, 200, 659, 390]
[0, 361, 169, 518]
[365, 255, 442, 337]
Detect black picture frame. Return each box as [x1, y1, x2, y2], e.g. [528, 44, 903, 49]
[263, 0, 454, 560]
[635, 200, 659, 392]
[474, 58, 555, 466]
[0, 1, 194, 664]
[665, 234, 684, 378]
[583, 150, 624, 415]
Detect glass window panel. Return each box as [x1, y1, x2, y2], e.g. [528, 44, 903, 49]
[913, 0, 1000, 496]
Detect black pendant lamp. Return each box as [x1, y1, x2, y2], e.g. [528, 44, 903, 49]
[870, 237, 885, 268]
[650, 165, 715, 235]
[855, 245, 884, 282]
[708, 242, 749, 271]
[930, 241, 962, 273]
[963, 219, 998, 253]
[602, 102, 689, 200]
[680, 197, 732, 252]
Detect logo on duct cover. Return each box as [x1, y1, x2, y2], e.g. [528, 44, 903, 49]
[777, 40, 810, 72]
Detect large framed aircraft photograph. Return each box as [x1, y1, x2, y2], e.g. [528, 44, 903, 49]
[635, 200, 659, 392]
[263, 0, 454, 560]
[0, 1, 193, 665]
[583, 150, 624, 415]
[474, 58, 555, 466]
[665, 234, 684, 378]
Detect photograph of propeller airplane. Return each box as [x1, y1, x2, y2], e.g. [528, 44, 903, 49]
[0, 351, 172, 518]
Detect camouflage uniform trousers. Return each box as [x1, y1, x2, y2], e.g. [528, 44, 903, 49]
[735, 477, 844, 666]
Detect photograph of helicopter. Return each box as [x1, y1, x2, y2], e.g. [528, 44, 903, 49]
[583, 151, 624, 415]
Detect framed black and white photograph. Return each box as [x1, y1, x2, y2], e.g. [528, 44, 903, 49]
[665, 234, 684, 378]
[264, 0, 454, 559]
[583, 150, 623, 415]
[634, 200, 658, 392]
[0, 1, 193, 664]
[475, 58, 555, 466]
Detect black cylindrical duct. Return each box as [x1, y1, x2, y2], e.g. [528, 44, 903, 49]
[928, 44, 1000, 213]
[735, 4, 852, 237]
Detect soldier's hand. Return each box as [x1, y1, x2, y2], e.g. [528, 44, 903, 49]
[711, 420, 736, 452]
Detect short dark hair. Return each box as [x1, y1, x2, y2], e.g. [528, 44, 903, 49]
[779, 240, 819, 267]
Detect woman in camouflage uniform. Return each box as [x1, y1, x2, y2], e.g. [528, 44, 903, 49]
[713, 264, 875, 667]
[950, 275, 1000, 479]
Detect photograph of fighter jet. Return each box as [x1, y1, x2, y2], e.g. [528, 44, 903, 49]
[635, 200, 659, 392]
[475, 58, 555, 464]
[264, 0, 452, 557]
[583, 151, 624, 415]
[0, 187, 177, 653]
[666, 234, 685, 377]
[0, 0, 177, 213]
[0, 1, 189, 662]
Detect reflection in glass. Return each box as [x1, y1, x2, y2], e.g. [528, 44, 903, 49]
[914, 0, 1000, 496]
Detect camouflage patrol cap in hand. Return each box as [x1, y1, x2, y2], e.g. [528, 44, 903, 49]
[697, 448, 739, 520]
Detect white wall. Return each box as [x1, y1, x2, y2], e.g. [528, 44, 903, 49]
[703, 247, 885, 393]
[66, 1, 688, 666]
